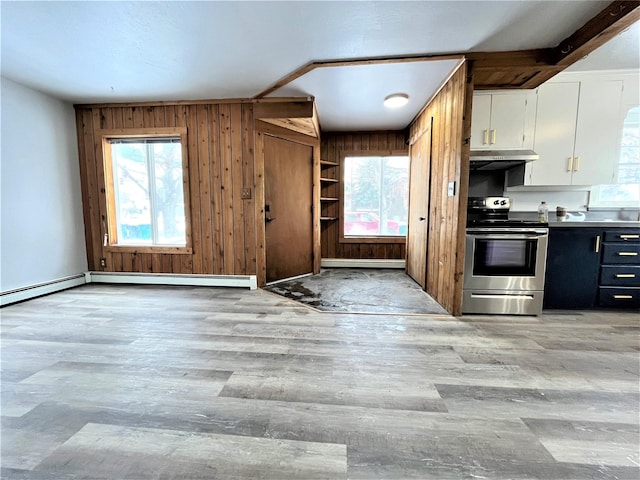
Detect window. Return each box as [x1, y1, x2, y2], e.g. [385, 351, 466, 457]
[103, 128, 190, 251]
[590, 106, 640, 207]
[342, 154, 409, 239]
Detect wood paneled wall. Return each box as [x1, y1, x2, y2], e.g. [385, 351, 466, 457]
[319, 131, 408, 260]
[75, 103, 258, 276]
[409, 62, 471, 315]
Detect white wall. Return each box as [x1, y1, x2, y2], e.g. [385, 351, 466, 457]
[1, 77, 87, 292]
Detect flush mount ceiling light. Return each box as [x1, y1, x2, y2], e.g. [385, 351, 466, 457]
[384, 93, 409, 108]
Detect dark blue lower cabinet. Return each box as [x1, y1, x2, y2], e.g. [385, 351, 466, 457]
[543, 228, 602, 309]
[599, 228, 640, 308]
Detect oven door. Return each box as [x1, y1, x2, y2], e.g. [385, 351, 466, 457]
[464, 228, 548, 291]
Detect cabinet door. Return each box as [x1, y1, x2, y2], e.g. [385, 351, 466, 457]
[470, 94, 492, 150]
[489, 92, 529, 149]
[544, 228, 601, 309]
[571, 80, 623, 185]
[527, 82, 580, 186]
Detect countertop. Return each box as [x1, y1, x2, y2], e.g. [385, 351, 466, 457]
[547, 218, 640, 228]
[508, 211, 640, 228]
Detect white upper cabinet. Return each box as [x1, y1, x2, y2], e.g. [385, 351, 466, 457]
[470, 91, 535, 150]
[526, 80, 623, 186]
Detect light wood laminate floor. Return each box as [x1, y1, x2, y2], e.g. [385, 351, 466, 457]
[1, 284, 638, 479]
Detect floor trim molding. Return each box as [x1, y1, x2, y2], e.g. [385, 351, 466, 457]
[321, 258, 406, 269]
[0, 274, 87, 306]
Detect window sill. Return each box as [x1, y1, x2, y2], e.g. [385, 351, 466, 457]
[105, 246, 193, 255]
[340, 236, 406, 244]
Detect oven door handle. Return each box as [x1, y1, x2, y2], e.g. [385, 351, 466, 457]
[470, 234, 547, 240]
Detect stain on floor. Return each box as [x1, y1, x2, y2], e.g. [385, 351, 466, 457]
[265, 268, 448, 314]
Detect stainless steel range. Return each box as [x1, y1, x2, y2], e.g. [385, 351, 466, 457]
[462, 197, 549, 315]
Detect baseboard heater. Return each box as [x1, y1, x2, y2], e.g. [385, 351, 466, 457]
[88, 272, 257, 290]
[321, 258, 406, 269]
[0, 273, 86, 306]
[1, 272, 257, 306]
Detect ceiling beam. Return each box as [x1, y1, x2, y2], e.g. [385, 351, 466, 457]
[469, 0, 640, 89]
[253, 1, 639, 96]
[553, 0, 640, 66]
[466, 49, 561, 90]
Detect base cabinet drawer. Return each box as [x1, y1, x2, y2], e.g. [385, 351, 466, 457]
[599, 287, 640, 308]
[604, 230, 640, 243]
[602, 243, 640, 264]
[600, 266, 640, 287]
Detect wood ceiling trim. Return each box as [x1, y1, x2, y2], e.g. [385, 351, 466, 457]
[253, 54, 465, 99]
[253, 100, 314, 119]
[74, 98, 255, 109]
[257, 118, 317, 138]
[253, 99, 319, 139]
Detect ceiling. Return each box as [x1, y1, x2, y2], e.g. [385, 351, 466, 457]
[1, 1, 637, 132]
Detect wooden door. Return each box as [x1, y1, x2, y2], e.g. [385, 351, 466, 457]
[406, 127, 431, 289]
[264, 135, 314, 283]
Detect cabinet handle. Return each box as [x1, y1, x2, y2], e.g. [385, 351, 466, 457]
[595, 235, 601, 253]
[618, 252, 638, 256]
[620, 235, 640, 240]
[573, 156, 580, 171]
[490, 129, 497, 144]
[613, 295, 633, 299]
[567, 156, 574, 172]
[616, 274, 636, 278]
[483, 130, 489, 145]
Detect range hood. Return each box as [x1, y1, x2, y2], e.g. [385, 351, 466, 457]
[469, 150, 539, 171]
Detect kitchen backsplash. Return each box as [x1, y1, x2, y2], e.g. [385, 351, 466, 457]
[504, 188, 640, 221]
[504, 189, 589, 212]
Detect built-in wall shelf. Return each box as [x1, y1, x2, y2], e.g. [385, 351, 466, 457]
[320, 160, 339, 167]
[320, 160, 339, 226]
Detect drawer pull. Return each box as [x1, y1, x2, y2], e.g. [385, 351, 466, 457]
[618, 252, 638, 256]
[620, 235, 640, 240]
[595, 235, 601, 253]
[613, 295, 634, 299]
[615, 274, 636, 278]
